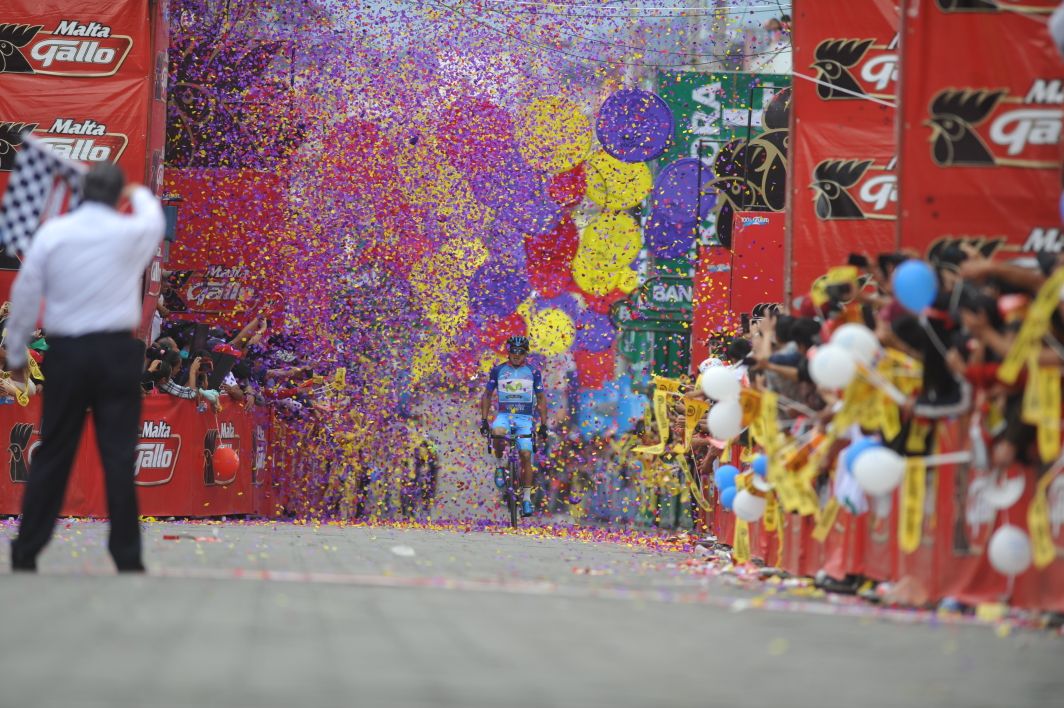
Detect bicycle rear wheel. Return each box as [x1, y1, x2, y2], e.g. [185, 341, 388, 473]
[507, 462, 519, 528]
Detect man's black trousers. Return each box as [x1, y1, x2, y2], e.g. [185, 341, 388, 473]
[11, 332, 145, 570]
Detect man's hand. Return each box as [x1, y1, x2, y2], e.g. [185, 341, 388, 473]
[479, 419, 490, 437]
[121, 182, 143, 201]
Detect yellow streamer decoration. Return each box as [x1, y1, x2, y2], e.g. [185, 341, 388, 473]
[899, 458, 926, 554]
[733, 519, 751, 564]
[1000, 267, 1064, 384]
[683, 398, 710, 451]
[812, 497, 840, 542]
[1029, 470, 1059, 570]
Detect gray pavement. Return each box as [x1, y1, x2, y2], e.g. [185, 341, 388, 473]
[0, 519, 1061, 708]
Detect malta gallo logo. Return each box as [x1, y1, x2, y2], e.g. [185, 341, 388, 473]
[0, 118, 129, 171]
[811, 157, 897, 221]
[811, 34, 898, 101]
[204, 422, 239, 486]
[927, 231, 1064, 256]
[135, 420, 182, 486]
[926, 80, 1062, 169]
[8, 422, 41, 484]
[0, 21, 133, 77]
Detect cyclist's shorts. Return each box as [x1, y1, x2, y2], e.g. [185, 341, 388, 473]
[491, 412, 534, 452]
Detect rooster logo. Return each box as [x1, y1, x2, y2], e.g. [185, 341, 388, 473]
[0, 122, 38, 172]
[812, 160, 873, 220]
[812, 39, 875, 100]
[926, 89, 1005, 166]
[0, 24, 41, 74]
[9, 422, 34, 483]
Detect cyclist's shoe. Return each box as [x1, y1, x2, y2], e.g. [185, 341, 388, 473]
[521, 499, 534, 517]
[494, 467, 507, 490]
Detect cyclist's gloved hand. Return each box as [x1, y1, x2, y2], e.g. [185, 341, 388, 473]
[480, 419, 490, 437]
[537, 423, 548, 441]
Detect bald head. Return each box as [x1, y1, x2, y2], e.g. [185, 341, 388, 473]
[82, 162, 125, 207]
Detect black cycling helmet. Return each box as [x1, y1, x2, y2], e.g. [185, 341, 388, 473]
[506, 335, 530, 354]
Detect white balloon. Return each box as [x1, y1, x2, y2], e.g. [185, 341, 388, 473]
[700, 365, 740, 401]
[707, 397, 743, 440]
[988, 525, 1032, 576]
[831, 323, 881, 366]
[809, 345, 857, 390]
[733, 489, 766, 522]
[851, 447, 905, 496]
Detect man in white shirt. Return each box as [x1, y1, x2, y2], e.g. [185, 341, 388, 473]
[8, 162, 164, 572]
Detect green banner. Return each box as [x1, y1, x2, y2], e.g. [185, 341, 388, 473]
[656, 70, 791, 246]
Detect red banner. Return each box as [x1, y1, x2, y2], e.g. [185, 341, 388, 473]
[0, 396, 276, 518]
[731, 211, 786, 315]
[897, 0, 1063, 258]
[163, 169, 289, 328]
[689, 245, 735, 373]
[0, 0, 152, 79]
[788, 0, 899, 300]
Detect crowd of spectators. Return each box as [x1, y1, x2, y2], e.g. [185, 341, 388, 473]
[624, 246, 1064, 545]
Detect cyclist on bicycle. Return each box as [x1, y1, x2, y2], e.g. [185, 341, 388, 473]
[480, 335, 548, 517]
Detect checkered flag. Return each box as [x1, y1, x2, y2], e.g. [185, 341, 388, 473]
[0, 127, 85, 257]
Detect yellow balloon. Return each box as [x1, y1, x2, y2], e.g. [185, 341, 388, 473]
[529, 307, 575, 356]
[616, 267, 640, 294]
[571, 253, 620, 296]
[585, 151, 652, 210]
[515, 97, 591, 174]
[580, 212, 642, 269]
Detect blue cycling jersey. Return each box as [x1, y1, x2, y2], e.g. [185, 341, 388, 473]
[486, 363, 543, 417]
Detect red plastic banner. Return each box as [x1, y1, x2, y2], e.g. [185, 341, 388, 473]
[689, 245, 735, 373]
[897, 0, 1063, 258]
[788, 0, 899, 300]
[0, 0, 152, 79]
[730, 211, 786, 315]
[0, 396, 276, 518]
[163, 169, 289, 329]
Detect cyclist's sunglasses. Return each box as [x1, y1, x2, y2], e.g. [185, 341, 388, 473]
[507, 346, 529, 355]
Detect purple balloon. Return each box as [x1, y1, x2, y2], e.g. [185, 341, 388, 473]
[575, 309, 616, 352]
[469, 152, 538, 208]
[645, 212, 696, 259]
[486, 219, 525, 260]
[468, 261, 531, 318]
[651, 158, 718, 224]
[496, 194, 561, 236]
[596, 88, 674, 163]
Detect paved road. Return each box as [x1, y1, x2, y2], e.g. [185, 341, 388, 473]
[0, 520, 1060, 708]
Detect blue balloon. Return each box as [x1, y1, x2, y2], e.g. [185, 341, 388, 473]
[714, 464, 739, 490]
[752, 454, 768, 478]
[721, 485, 737, 510]
[892, 259, 937, 313]
[843, 438, 881, 471]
